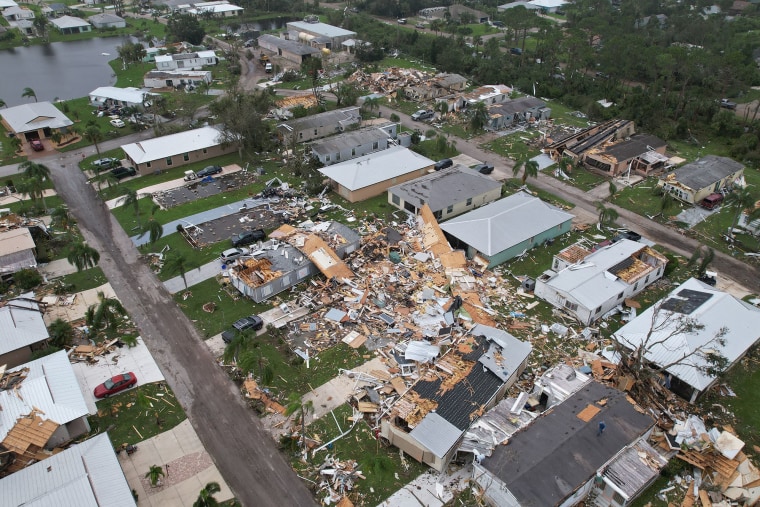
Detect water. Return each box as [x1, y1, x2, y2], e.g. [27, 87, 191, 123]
[0, 36, 136, 107]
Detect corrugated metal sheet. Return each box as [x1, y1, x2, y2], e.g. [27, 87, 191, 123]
[410, 412, 463, 459]
[0, 296, 48, 356]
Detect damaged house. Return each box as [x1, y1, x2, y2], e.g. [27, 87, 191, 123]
[381, 324, 531, 472]
[534, 239, 668, 325]
[583, 133, 667, 177]
[485, 96, 550, 130]
[0, 227, 37, 276]
[278, 107, 361, 144]
[0, 294, 49, 368]
[310, 122, 398, 166]
[545, 119, 635, 162]
[657, 155, 744, 204]
[613, 277, 760, 402]
[227, 221, 360, 303]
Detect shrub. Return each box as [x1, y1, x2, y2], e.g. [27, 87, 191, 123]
[14, 269, 42, 290]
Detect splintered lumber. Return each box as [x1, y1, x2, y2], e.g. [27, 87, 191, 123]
[390, 377, 406, 395]
[370, 369, 391, 382]
[699, 490, 712, 507]
[358, 402, 379, 413]
[680, 481, 694, 507]
[677, 450, 741, 479]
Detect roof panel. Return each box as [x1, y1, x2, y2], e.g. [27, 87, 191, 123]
[121, 126, 222, 164]
[319, 146, 434, 191]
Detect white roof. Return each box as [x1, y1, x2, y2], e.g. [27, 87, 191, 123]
[189, 2, 242, 13]
[0, 433, 136, 507]
[0, 294, 48, 356]
[50, 15, 90, 28]
[88, 12, 124, 23]
[89, 86, 150, 104]
[440, 191, 573, 256]
[0, 350, 89, 443]
[287, 21, 356, 38]
[319, 146, 434, 191]
[122, 126, 222, 164]
[410, 412, 463, 459]
[540, 239, 645, 309]
[0, 0, 19, 8]
[0, 101, 73, 133]
[614, 278, 760, 391]
[529, 0, 567, 7]
[0, 227, 35, 256]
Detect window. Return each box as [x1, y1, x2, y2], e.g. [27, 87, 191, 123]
[645, 275, 650, 284]
[618, 292, 624, 300]
[146, 161, 152, 168]
[183, 152, 189, 161]
[202, 148, 207, 154]
[299, 133, 303, 140]
[336, 153, 341, 160]
[466, 197, 472, 206]
[553, 260, 559, 270]
[165, 157, 173, 166]
[373, 141, 379, 150]
[314, 129, 318, 136]
[352, 148, 356, 156]
[391, 194, 400, 205]
[325, 154, 331, 162]
[564, 301, 578, 311]
[595, 306, 602, 314]
[447, 205, 454, 214]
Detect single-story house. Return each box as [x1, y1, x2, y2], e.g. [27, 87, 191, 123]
[545, 119, 635, 162]
[0, 227, 36, 275]
[155, 50, 217, 71]
[88, 12, 126, 28]
[387, 164, 502, 220]
[50, 15, 91, 34]
[42, 2, 67, 17]
[0, 294, 48, 368]
[121, 126, 235, 175]
[2, 5, 33, 21]
[583, 133, 666, 177]
[0, 433, 135, 505]
[186, 0, 243, 17]
[310, 122, 397, 166]
[89, 86, 153, 109]
[448, 4, 489, 23]
[381, 326, 531, 471]
[143, 69, 212, 89]
[486, 96, 550, 130]
[0, 101, 73, 142]
[277, 106, 361, 144]
[440, 191, 574, 268]
[16, 18, 33, 35]
[614, 278, 760, 402]
[257, 34, 321, 64]
[463, 84, 512, 107]
[527, 0, 568, 12]
[319, 146, 435, 203]
[0, 350, 91, 476]
[228, 221, 360, 302]
[497, 1, 542, 11]
[473, 382, 658, 507]
[0, 0, 19, 8]
[534, 239, 668, 325]
[286, 21, 356, 50]
[432, 73, 468, 92]
[658, 155, 744, 204]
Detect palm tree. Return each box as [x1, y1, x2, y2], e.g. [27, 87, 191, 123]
[193, 482, 222, 507]
[725, 187, 757, 236]
[15, 177, 47, 209]
[654, 192, 678, 219]
[20, 160, 51, 182]
[469, 101, 489, 131]
[361, 96, 380, 116]
[596, 202, 619, 228]
[84, 125, 104, 158]
[121, 188, 142, 228]
[513, 158, 539, 185]
[435, 100, 449, 118]
[50, 131, 62, 147]
[145, 465, 165, 487]
[22, 87, 37, 102]
[85, 291, 126, 331]
[94, 171, 118, 193]
[284, 393, 315, 452]
[66, 242, 100, 272]
[164, 252, 188, 289]
[51, 206, 74, 231]
[143, 219, 164, 245]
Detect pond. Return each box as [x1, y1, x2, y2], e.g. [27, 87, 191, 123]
[0, 36, 136, 107]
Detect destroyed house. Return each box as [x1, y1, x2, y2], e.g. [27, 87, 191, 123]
[310, 122, 397, 166]
[473, 382, 656, 507]
[0, 227, 37, 275]
[432, 73, 468, 92]
[545, 119, 635, 162]
[277, 107, 361, 143]
[440, 191, 574, 269]
[658, 155, 744, 204]
[381, 325, 531, 472]
[534, 239, 668, 325]
[614, 278, 760, 402]
[0, 294, 49, 368]
[387, 164, 502, 220]
[0, 351, 91, 477]
[227, 221, 359, 303]
[463, 85, 512, 107]
[583, 133, 666, 177]
[486, 96, 550, 130]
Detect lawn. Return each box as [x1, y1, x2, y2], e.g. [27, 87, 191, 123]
[53, 266, 108, 292]
[110, 60, 156, 88]
[609, 178, 683, 219]
[0, 121, 25, 166]
[89, 382, 186, 447]
[502, 178, 575, 210]
[54, 97, 140, 152]
[561, 166, 609, 192]
[411, 137, 459, 161]
[147, 233, 228, 281]
[288, 404, 428, 506]
[481, 130, 542, 161]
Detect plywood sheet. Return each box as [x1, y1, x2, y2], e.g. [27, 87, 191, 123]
[576, 404, 601, 422]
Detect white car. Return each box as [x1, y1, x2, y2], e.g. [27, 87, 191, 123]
[110, 118, 126, 128]
[220, 247, 250, 263]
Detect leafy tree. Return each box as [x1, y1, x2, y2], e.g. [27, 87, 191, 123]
[66, 242, 100, 272]
[334, 82, 361, 107]
[166, 13, 206, 45]
[209, 89, 272, 160]
[193, 482, 221, 507]
[145, 465, 165, 487]
[48, 318, 74, 348]
[469, 101, 489, 131]
[22, 87, 37, 102]
[14, 268, 42, 290]
[117, 42, 147, 67]
[33, 17, 50, 42]
[10, 136, 21, 153]
[164, 252, 188, 289]
[50, 131, 62, 146]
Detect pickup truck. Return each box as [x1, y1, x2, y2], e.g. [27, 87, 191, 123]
[411, 109, 434, 121]
[110, 166, 137, 180]
[720, 98, 737, 110]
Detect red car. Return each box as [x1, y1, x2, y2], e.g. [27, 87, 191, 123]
[30, 139, 44, 151]
[94, 372, 137, 398]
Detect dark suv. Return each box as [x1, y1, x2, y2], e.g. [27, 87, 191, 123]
[434, 159, 453, 171]
[196, 165, 223, 177]
[110, 166, 137, 180]
[221, 314, 264, 343]
[231, 229, 266, 247]
[473, 163, 494, 175]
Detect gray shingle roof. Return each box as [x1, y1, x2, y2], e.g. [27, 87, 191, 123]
[257, 34, 321, 56]
[666, 155, 744, 191]
[311, 124, 392, 156]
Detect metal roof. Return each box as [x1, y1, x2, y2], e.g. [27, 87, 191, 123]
[601, 440, 667, 499]
[439, 191, 573, 256]
[0, 101, 73, 134]
[310, 124, 392, 156]
[50, 15, 90, 28]
[89, 86, 150, 105]
[286, 21, 356, 38]
[257, 34, 321, 56]
[0, 227, 35, 257]
[471, 324, 532, 383]
[664, 155, 744, 191]
[388, 165, 501, 213]
[319, 146, 434, 191]
[87, 12, 124, 23]
[0, 350, 89, 443]
[409, 412, 463, 459]
[0, 433, 136, 507]
[0, 295, 48, 356]
[121, 126, 222, 164]
[614, 278, 760, 391]
[281, 106, 360, 133]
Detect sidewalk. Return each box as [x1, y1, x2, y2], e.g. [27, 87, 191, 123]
[120, 420, 233, 506]
[38, 258, 79, 279]
[164, 260, 222, 294]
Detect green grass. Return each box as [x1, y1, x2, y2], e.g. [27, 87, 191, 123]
[411, 138, 459, 160]
[666, 138, 732, 161]
[4, 196, 65, 216]
[109, 60, 156, 88]
[609, 178, 682, 219]
[543, 99, 597, 128]
[503, 178, 574, 210]
[89, 382, 186, 447]
[288, 404, 427, 505]
[481, 130, 542, 161]
[54, 97, 140, 152]
[563, 167, 609, 192]
[376, 56, 437, 70]
[464, 23, 499, 37]
[148, 233, 228, 281]
[0, 121, 25, 166]
[53, 266, 108, 292]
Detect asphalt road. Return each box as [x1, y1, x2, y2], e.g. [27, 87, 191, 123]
[47, 151, 315, 506]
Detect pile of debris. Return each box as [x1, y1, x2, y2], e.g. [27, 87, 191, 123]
[317, 455, 364, 505]
[68, 338, 122, 363]
[346, 67, 432, 96]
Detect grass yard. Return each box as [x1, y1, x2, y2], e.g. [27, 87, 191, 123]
[288, 404, 427, 506]
[53, 266, 108, 292]
[148, 233, 228, 281]
[562, 167, 609, 192]
[90, 382, 186, 447]
[503, 178, 575, 210]
[110, 60, 157, 88]
[0, 121, 25, 166]
[481, 130, 542, 161]
[411, 137, 460, 161]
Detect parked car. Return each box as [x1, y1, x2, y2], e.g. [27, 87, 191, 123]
[93, 157, 120, 169]
[411, 109, 434, 121]
[110, 118, 126, 128]
[415, 22, 425, 29]
[491, 20, 505, 28]
[94, 372, 137, 398]
[231, 229, 266, 247]
[434, 158, 453, 171]
[473, 163, 494, 175]
[220, 247, 249, 263]
[613, 230, 642, 242]
[699, 193, 724, 210]
[30, 139, 44, 151]
[510, 47, 523, 55]
[720, 98, 737, 110]
[196, 165, 223, 177]
[222, 314, 264, 343]
[110, 166, 137, 180]
[397, 18, 407, 24]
